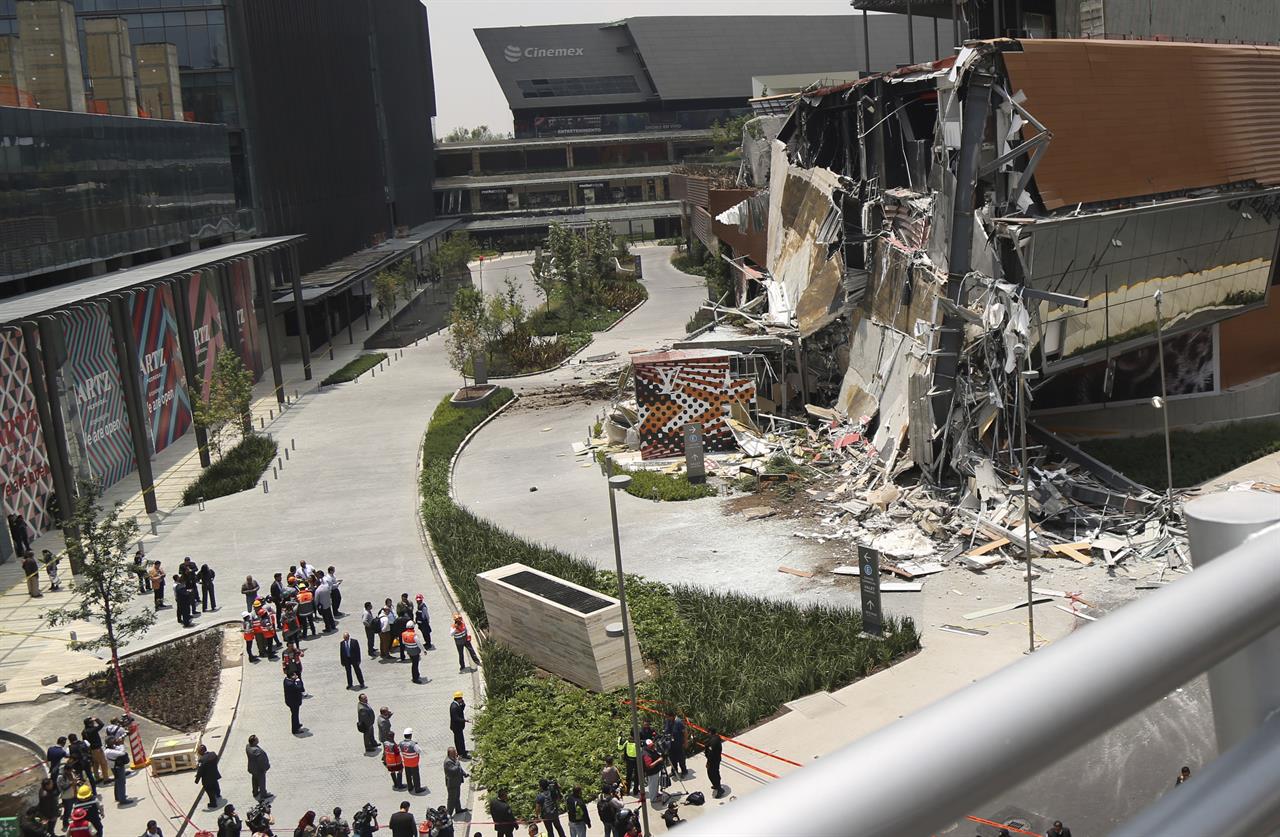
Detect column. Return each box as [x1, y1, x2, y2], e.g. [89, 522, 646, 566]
[170, 274, 212, 468]
[106, 294, 157, 514]
[288, 247, 313, 380]
[18, 320, 74, 538]
[254, 252, 286, 407]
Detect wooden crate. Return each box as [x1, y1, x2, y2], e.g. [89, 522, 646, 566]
[150, 733, 201, 775]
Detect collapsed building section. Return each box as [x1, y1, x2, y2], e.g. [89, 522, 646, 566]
[757, 38, 1280, 500]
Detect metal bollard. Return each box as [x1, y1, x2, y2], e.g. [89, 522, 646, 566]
[291, 438, 296, 451]
[263, 480, 269, 493]
[197, 496, 205, 511]
[259, 416, 265, 429]
[269, 409, 274, 421]
[273, 466, 278, 479]
[284, 448, 290, 461]
[277, 457, 283, 470]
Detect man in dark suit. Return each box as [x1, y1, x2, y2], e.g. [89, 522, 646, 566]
[193, 744, 222, 808]
[340, 632, 365, 689]
[357, 694, 377, 753]
[490, 788, 517, 837]
[283, 674, 305, 734]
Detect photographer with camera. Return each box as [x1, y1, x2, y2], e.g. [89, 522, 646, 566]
[535, 777, 566, 837]
[641, 739, 665, 808]
[351, 803, 378, 837]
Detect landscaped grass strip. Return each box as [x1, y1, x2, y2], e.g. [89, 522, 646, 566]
[321, 352, 387, 385]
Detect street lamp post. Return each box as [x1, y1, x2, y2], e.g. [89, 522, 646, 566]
[1152, 290, 1175, 512]
[607, 473, 650, 837]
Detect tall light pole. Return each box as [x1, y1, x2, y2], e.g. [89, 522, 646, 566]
[1152, 290, 1175, 513]
[1015, 343, 1035, 654]
[607, 473, 650, 837]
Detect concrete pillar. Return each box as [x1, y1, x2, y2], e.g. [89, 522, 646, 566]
[566, 144, 574, 169]
[666, 140, 675, 163]
[106, 295, 157, 514]
[136, 43, 184, 120]
[254, 252, 286, 407]
[0, 35, 30, 107]
[16, 0, 85, 112]
[85, 18, 137, 116]
[1187, 491, 1280, 752]
[171, 274, 212, 468]
[470, 148, 480, 175]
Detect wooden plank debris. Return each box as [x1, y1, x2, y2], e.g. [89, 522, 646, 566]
[963, 596, 1053, 620]
[940, 624, 989, 637]
[779, 566, 814, 578]
[1056, 603, 1098, 622]
[832, 566, 860, 576]
[1051, 542, 1094, 565]
[742, 507, 777, 521]
[967, 537, 1009, 557]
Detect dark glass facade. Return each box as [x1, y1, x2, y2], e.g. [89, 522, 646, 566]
[0, 105, 238, 284]
[0, 0, 236, 125]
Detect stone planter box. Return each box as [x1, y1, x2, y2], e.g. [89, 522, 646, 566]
[477, 563, 646, 693]
[450, 384, 498, 406]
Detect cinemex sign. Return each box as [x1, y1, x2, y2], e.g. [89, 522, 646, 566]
[504, 44, 585, 63]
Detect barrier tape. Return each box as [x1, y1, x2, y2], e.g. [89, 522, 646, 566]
[965, 814, 1042, 836]
[632, 698, 805, 768]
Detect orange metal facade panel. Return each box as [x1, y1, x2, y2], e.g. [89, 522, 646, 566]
[1004, 40, 1280, 208]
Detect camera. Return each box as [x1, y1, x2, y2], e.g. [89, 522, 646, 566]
[247, 802, 273, 836]
[425, 805, 454, 837]
[352, 802, 378, 837]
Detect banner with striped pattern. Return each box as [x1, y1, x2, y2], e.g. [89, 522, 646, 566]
[0, 327, 54, 538]
[61, 304, 136, 490]
[129, 284, 192, 454]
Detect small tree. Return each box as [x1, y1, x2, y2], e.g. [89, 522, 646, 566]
[547, 223, 584, 330]
[373, 266, 408, 319]
[441, 125, 512, 144]
[432, 233, 477, 280]
[46, 481, 156, 707]
[192, 350, 254, 458]
[446, 285, 487, 386]
[530, 248, 559, 310]
[587, 221, 616, 286]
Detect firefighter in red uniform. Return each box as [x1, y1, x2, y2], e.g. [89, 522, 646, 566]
[382, 731, 405, 790]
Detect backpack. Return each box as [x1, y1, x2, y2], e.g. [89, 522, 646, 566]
[686, 791, 705, 806]
[596, 797, 614, 823]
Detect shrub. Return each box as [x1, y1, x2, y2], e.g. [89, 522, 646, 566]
[321, 352, 387, 385]
[608, 462, 717, 502]
[1081, 421, 1280, 488]
[419, 394, 919, 816]
[181, 434, 278, 505]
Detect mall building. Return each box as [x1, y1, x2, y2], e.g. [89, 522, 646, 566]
[436, 13, 951, 248]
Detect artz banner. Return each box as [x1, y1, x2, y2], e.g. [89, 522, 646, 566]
[0, 327, 54, 538]
[61, 304, 136, 490]
[130, 284, 192, 454]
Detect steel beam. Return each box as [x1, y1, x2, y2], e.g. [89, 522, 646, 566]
[288, 247, 313, 381]
[171, 273, 212, 468]
[106, 294, 157, 514]
[254, 253, 286, 407]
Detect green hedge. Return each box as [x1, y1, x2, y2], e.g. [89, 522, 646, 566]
[420, 394, 919, 817]
[1081, 421, 1280, 488]
[181, 434, 278, 505]
[321, 352, 387, 385]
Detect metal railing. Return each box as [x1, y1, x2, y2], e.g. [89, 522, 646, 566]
[681, 493, 1280, 837]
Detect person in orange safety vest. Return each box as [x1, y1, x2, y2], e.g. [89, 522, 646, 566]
[256, 607, 278, 660]
[241, 611, 258, 662]
[399, 728, 423, 793]
[383, 731, 405, 791]
[401, 625, 426, 684]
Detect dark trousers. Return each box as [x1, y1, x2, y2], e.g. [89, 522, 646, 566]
[331, 588, 342, 615]
[201, 584, 215, 610]
[455, 640, 479, 669]
[496, 825, 516, 837]
[388, 767, 404, 790]
[302, 613, 316, 636]
[61, 799, 74, 827]
[409, 653, 421, 682]
[707, 760, 722, 793]
[446, 783, 463, 815]
[379, 631, 393, 658]
[452, 727, 468, 756]
[364, 623, 378, 658]
[245, 639, 257, 661]
[623, 756, 637, 793]
[319, 606, 336, 632]
[362, 726, 377, 752]
[543, 814, 567, 837]
[289, 703, 302, 733]
[250, 771, 267, 799]
[199, 778, 220, 807]
[113, 765, 128, 803]
[671, 748, 687, 776]
[345, 661, 365, 688]
[153, 585, 164, 607]
[405, 765, 421, 793]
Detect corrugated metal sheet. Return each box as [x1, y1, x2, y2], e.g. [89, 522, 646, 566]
[685, 176, 711, 209]
[692, 205, 715, 252]
[1004, 39, 1280, 208]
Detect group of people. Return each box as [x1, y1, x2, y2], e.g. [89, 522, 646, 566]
[237, 561, 346, 667]
[134, 549, 218, 628]
[27, 715, 136, 836]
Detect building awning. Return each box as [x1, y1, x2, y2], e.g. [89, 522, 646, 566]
[456, 201, 680, 232]
[274, 219, 458, 306]
[0, 235, 303, 328]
